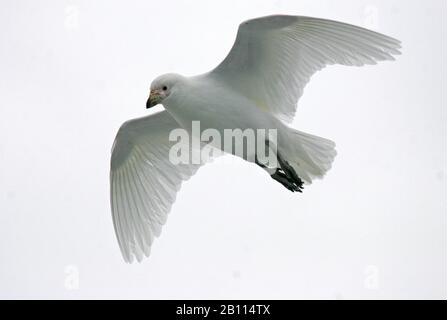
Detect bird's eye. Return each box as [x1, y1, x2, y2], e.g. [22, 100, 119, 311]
[162, 86, 168, 91]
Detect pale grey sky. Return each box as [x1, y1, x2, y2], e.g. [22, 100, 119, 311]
[0, 0, 446, 299]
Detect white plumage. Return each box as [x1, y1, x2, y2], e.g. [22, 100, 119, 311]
[110, 15, 401, 262]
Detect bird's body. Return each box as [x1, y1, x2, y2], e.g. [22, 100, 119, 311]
[110, 15, 401, 262]
[163, 73, 286, 147]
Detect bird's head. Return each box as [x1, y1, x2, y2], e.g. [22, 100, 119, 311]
[146, 73, 184, 109]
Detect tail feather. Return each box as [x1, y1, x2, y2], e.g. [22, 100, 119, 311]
[281, 129, 337, 184]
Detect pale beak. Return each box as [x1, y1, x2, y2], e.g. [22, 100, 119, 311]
[146, 90, 161, 109]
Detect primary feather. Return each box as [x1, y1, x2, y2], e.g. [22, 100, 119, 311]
[212, 15, 401, 123]
[110, 111, 203, 262]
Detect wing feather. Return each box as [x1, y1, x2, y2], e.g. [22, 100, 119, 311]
[110, 111, 202, 262]
[211, 15, 401, 123]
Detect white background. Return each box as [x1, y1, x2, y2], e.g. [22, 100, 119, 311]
[1, 0, 446, 299]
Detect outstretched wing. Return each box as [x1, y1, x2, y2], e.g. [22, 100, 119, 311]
[110, 111, 203, 263]
[211, 15, 401, 123]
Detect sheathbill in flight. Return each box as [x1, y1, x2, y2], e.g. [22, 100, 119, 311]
[110, 15, 401, 262]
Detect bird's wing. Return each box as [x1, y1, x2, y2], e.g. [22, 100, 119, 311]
[110, 111, 204, 263]
[211, 15, 401, 123]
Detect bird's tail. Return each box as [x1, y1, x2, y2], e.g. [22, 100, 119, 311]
[280, 129, 337, 184]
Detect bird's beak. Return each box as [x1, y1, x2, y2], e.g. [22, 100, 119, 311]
[146, 90, 161, 109]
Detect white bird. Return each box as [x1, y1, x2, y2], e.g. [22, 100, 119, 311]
[110, 15, 401, 263]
